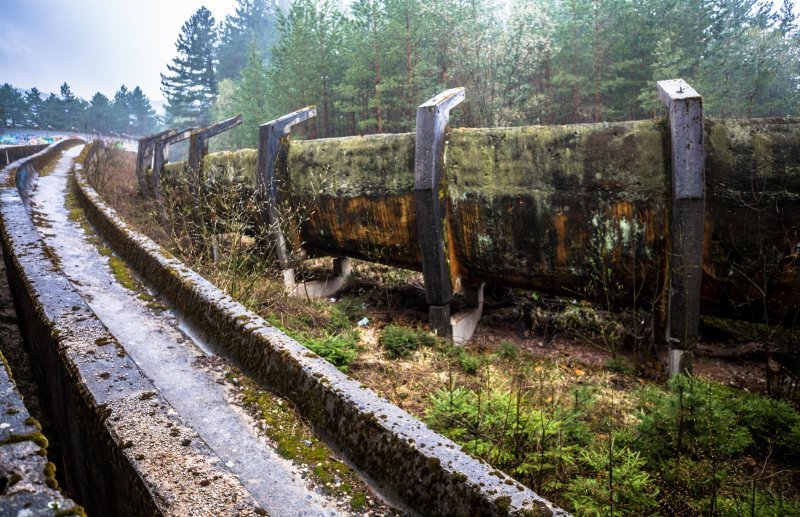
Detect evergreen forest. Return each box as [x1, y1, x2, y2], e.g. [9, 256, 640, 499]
[3, 0, 797, 142]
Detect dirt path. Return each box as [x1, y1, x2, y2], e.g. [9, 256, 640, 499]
[31, 146, 352, 516]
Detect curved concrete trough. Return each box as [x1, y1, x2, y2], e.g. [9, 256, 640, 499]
[0, 141, 265, 515]
[1, 143, 48, 168]
[183, 117, 800, 323]
[75, 141, 568, 515]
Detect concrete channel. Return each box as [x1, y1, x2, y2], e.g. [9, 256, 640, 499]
[32, 145, 352, 515]
[2, 141, 568, 515]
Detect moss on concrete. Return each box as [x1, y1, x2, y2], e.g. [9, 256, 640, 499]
[288, 133, 416, 197]
[0, 430, 49, 449]
[238, 376, 371, 509]
[107, 256, 137, 290]
[446, 121, 668, 200]
[54, 507, 88, 517]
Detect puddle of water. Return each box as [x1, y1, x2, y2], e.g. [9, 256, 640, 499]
[31, 146, 344, 516]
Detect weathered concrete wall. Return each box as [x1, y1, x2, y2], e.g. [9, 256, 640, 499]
[77, 143, 568, 516]
[0, 142, 264, 516]
[703, 118, 800, 322]
[0, 346, 82, 515]
[192, 117, 800, 323]
[1, 144, 48, 168]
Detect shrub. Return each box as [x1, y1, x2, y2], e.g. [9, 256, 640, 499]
[303, 331, 359, 372]
[565, 438, 660, 516]
[379, 325, 435, 359]
[497, 340, 519, 359]
[458, 352, 482, 375]
[426, 376, 591, 496]
[637, 375, 752, 465]
[739, 393, 800, 460]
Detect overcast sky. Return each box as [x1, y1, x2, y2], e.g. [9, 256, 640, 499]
[0, 0, 238, 111]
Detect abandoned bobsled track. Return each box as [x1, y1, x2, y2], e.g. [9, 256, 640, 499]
[0, 142, 567, 514]
[2, 78, 799, 515]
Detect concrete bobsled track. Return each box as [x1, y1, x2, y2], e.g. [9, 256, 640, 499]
[1, 144, 49, 168]
[0, 141, 570, 514]
[75, 141, 568, 515]
[171, 116, 799, 325]
[1, 142, 267, 515]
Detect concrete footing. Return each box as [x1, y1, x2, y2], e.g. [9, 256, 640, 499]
[451, 283, 485, 344]
[289, 257, 352, 300]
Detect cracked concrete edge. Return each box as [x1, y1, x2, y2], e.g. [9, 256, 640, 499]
[74, 144, 569, 517]
[0, 345, 83, 516]
[0, 141, 266, 516]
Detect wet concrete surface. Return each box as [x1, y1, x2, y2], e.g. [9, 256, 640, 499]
[31, 146, 346, 516]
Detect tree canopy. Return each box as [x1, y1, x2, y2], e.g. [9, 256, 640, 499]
[0, 81, 157, 135]
[161, 6, 219, 127]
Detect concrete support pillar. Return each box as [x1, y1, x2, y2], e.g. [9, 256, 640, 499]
[152, 127, 194, 199]
[136, 129, 174, 197]
[657, 78, 705, 377]
[256, 106, 317, 289]
[414, 88, 465, 338]
[187, 115, 242, 207]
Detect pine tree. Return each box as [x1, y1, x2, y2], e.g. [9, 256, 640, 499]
[0, 83, 26, 128]
[384, 0, 430, 126]
[59, 82, 85, 131]
[233, 42, 272, 147]
[112, 85, 131, 133]
[211, 78, 240, 150]
[87, 92, 113, 133]
[494, 0, 553, 126]
[128, 86, 158, 135]
[217, 0, 279, 80]
[161, 7, 218, 127]
[269, 0, 343, 137]
[339, 0, 389, 133]
[39, 93, 62, 130]
[24, 87, 43, 127]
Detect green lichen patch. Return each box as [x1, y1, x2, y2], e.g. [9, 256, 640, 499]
[54, 507, 88, 517]
[43, 460, 58, 489]
[236, 374, 374, 510]
[108, 256, 138, 291]
[0, 430, 49, 449]
[288, 133, 416, 197]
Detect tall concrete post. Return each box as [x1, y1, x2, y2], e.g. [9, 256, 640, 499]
[151, 127, 194, 199]
[657, 79, 705, 376]
[136, 129, 175, 197]
[256, 106, 317, 287]
[414, 87, 465, 337]
[187, 115, 242, 207]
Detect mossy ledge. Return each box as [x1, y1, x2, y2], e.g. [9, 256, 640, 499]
[0, 345, 84, 515]
[0, 141, 265, 516]
[74, 141, 568, 516]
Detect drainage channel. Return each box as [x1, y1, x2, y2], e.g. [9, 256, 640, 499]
[30, 146, 375, 516]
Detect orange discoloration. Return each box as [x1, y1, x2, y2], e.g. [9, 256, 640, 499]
[444, 204, 463, 295]
[609, 200, 633, 221]
[301, 193, 419, 267]
[553, 212, 568, 268]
